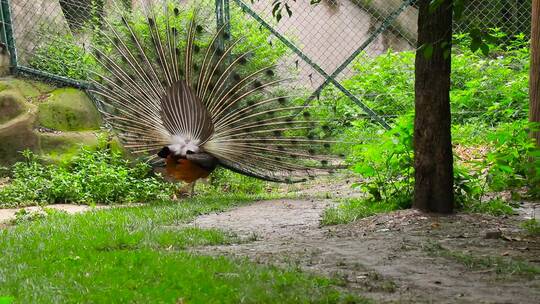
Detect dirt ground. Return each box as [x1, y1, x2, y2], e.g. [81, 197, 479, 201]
[191, 196, 540, 303]
[1, 175, 538, 303]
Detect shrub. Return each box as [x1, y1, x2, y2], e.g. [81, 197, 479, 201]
[0, 139, 176, 207]
[28, 35, 94, 80]
[349, 115, 414, 208]
[483, 122, 539, 195]
[315, 31, 529, 129]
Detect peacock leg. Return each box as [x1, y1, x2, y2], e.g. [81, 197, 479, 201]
[190, 181, 196, 197]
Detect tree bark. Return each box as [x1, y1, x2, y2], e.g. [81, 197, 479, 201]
[413, 0, 454, 213]
[531, 0, 540, 147]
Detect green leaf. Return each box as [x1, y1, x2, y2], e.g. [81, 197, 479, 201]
[480, 43, 490, 56]
[284, 3, 292, 17]
[453, 0, 465, 20]
[0, 297, 14, 304]
[429, 0, 444, 13]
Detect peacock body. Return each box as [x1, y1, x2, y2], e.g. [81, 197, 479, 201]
[88, 0, 344, 184]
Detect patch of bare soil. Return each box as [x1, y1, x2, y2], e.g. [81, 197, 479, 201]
[191, 199, 540, 303]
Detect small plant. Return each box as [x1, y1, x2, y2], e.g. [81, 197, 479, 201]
[462, 197, 514, 216]
[28, 35, 95, 80]
[315, 30, 529, 129]
[521, 219, 540, 236]
[321, 198, 402, 226]
[202, 168, 273, 196]
[349, 115, 414, 209]
[484, 122, 540, 196]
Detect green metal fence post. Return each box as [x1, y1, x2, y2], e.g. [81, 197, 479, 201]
[215, 0, 231, 49]
[1, 0, 17, 72]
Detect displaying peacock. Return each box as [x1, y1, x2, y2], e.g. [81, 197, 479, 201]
[87, 0, 345, 188]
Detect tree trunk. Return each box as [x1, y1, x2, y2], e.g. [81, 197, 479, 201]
[413, 0, 454, 213]
[531, 0, 540, 147]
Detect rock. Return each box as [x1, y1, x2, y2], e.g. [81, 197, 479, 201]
[38, 131, 99, 162]
[37, 88, 101, 131]
[484, 230, 502, 239]
[0, 77, 106, 167]
[0, 106, 39, 166]
[0, 90, 26, 124]
[0, 77, 55, 100]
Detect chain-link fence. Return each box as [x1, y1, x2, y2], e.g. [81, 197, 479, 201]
[0, 0, 533, 128]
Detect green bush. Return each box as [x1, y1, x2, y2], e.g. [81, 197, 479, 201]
[0, 141, 176, 207]
[28, 35, 95, 80]
[451, 31, 530, 124]
[484, 122, 540, 195]
[315, 31, 529, 130]
[349, 115, 414, 208]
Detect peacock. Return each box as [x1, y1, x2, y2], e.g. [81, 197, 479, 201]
[87, 0, 345, 190]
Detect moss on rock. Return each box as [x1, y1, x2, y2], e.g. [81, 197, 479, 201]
[0, 77, 55, 100]
[0, 90, 27, 124]
[0, 111, 39, 166]
[0, 77, 130, 167]
[37, 88, 101, 131]
[39, 131, 100, 162]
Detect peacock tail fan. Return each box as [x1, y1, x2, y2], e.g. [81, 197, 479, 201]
[87, 0, 348, 183]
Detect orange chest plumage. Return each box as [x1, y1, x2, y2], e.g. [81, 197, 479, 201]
[165, 156, 212, 183]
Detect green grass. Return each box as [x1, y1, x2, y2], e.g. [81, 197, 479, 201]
[423, 241, 540, 278]
[0, 195, 366, 303]
[321, 198, 403, 226]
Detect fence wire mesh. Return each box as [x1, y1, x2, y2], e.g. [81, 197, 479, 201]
[1, 0, 533, 127]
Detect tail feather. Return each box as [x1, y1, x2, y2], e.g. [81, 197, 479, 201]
[87, 0, 346, 183]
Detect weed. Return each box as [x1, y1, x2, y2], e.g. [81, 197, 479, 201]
[423, 241, 540, 277]
[463, 197, 515, 216]
[200, 167, 274, 196]
[521, 219, 540, 236]
[0, 143, 176, 207]
[348, 116, 414, 208]
[321, 198, 403, 226]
